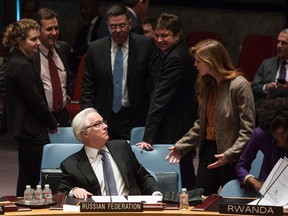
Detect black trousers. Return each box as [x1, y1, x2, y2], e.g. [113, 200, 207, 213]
[180, 149, 196, 190]
[15, 136, 45, 196]
[108, 108, 134, 140]
[195, 140, 237, 196]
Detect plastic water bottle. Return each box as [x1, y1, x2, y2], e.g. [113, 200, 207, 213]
[43, 184, 53, 203]
[179, 188, 189, 210]
[23, 185, 33, 205]
[33, 185, 44, 205]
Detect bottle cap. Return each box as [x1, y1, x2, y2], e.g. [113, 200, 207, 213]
[44, 184, 50, 188]
[181, 188, 187, 192]
[26, 185, 31, 188]
[36, 185, 41, 189]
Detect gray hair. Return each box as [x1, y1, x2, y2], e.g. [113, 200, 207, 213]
[72, 108, 98, 142]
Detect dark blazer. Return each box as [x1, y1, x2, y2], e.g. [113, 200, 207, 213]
[251, 56, 288, 107]
[2, 49, 57, 143]
[33, 41, 73, 100]
[73, 16, 110, 57]
[81, 33, 159, 125]
[127, 10, 144, 35]
[58, 140, 159, 195]
[143, 39, 198, 144]
[235, 127, 280, 185]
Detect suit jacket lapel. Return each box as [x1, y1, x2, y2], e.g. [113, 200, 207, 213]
[106, 143, 130, 188]
[126, 34, 135, 83]
[76, 148, 102, 194]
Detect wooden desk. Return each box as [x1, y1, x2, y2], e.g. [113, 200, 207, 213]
[3, 207, 242, 216]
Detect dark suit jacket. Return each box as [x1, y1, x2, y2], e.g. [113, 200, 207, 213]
[58, 140, 159, 195]
[251, 56, 288, 107]
[73, 16, 110, 57]
[2, 49, 57, 143]
[33, 41, 73, 104]
[127, 10, 144, 35]
[81, 33, 159, 125]
[143, 40, 198, 144]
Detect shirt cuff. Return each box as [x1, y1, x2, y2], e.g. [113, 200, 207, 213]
[243, 174, 254, 185]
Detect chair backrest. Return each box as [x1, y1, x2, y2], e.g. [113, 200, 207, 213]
[238, 35, 277, 82]
[219, 179, 260, 197]
[130, 127, 145, 145]
[49, 127, 81, 144]
[185, 31, 221, 48]
[41, 143, 83, 169]
[154, 172, 178, 194]
[250, 150, 264, 178]
[131, 144, 182, 191]
[220, 150, 264, 197]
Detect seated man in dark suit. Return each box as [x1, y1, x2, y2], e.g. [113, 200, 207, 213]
[58, 108, 160, 199]
[252, 28, 288, 109]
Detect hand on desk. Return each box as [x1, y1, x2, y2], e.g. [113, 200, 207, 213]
[72, 187, 93, 199]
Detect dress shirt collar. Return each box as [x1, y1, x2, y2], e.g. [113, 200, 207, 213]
[85, 145, 109, 160]
[90, 16, 99, 25]
[125, 7, 137, 19]
[39, 44, 55, 58]
[111, 37, 129, 50]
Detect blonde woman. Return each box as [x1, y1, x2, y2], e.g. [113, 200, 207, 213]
[1, 19, 57, 196]
[166, 39, 255, 195]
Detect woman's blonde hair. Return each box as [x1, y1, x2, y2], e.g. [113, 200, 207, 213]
[190, 39, 242, 99]
[2, 18, 39, 48]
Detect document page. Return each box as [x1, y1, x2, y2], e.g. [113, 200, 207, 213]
[259, 157, 288, 206]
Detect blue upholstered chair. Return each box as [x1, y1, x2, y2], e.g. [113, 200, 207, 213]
[220, 151, 264, 197]
[130, 127, 145, 145]
[49, 127, 81, 144]
[41, 143, 83, 169]
[131, 144, 182, 191]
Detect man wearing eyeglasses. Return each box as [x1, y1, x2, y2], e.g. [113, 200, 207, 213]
[81, 4, 159, 140]
[58, 108, 160, 198]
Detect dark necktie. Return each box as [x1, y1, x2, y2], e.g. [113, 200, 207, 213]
[112, 45, 123, 113]
[98, 149, 118, 195]
[48, 50, 63, 112]
[279, 60, 287, 80]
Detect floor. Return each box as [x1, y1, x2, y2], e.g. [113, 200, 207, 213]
[0, 133, 18, 197]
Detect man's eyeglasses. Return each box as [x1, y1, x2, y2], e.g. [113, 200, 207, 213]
[109, 23, 127, 30]
[86, 120, 107, 129]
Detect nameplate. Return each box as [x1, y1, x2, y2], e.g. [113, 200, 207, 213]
[0, 206, 4, 214]
[80, 202, 143, 212]
[219, 204, 283, 215]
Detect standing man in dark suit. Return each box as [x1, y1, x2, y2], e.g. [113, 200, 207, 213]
[122, 0, 150, 35]
[73, 0, 109, 59]
[136, 13, 198, 190]
[252, 28, 288, 109]
[58, 108, 160, 198]
[81, 4, 159, 140]
[34, 8, 72, 126]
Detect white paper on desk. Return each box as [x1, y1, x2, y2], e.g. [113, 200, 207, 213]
[92, 196, 128, 202]
[63, 204, 80, 212]
[127, 195, 163, 203]
[259, 157, 288, 206]
[260, 158, 283, 195]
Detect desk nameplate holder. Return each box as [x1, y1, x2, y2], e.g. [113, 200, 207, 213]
[80, 202, 144, 212]
[219, 203, 283, 215]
